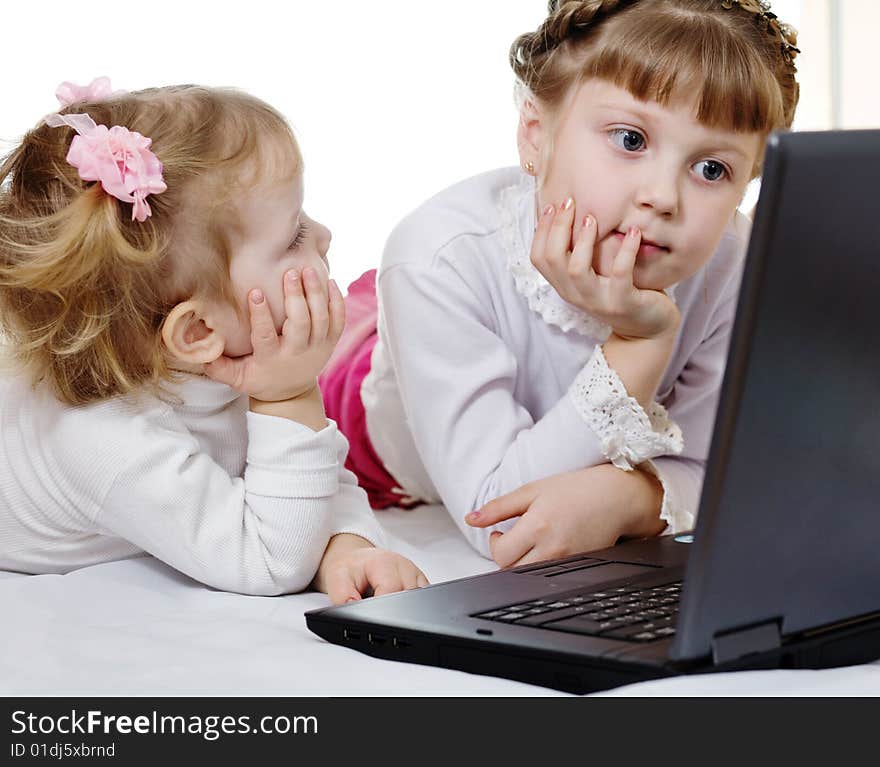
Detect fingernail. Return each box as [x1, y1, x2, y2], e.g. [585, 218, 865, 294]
[345, 596, 358, 603]
[583, 214, 593, 229]
[562, 197, 574, 211]
[285, 269, 299, 283]
[542, 204, 555, 217]
[329, 278, 339, 292]
[250, 289, 264, 304]
[628, 226, 640, 238]
[466, 511, 480, 522]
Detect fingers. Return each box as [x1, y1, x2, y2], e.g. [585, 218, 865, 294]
[610, 226, 640, 305]
[568, 214, 599, 289]
[202, 354, 242, 389]
[489, 526, 537, 569]
[323, 565, 362, 606]
[398, 560, 429, 591]
[248, 289, 279, 356]
[529, 202, 555, 275]
[282, 269, 311, 346]
[367, 556, 408, 598]
[303, 267, 329, 343]
[362, 555, 429, 597]
[507, 546, 556, 568]
[327, 278, 346, 345]
[465, 483, 537, 527]
[540, 197, 576, 278]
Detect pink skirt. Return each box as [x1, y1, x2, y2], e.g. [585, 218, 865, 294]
[318, 270, 416, 509]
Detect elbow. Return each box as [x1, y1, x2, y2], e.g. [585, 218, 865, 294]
[225, 547, 326, 597]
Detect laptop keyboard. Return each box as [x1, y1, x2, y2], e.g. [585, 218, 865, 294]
[472, 579, 682, 642]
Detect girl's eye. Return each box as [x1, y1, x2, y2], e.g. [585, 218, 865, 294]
[692, 159, 728, 182]
[610, 128, 646, 152]
[289, 222, 310, 250]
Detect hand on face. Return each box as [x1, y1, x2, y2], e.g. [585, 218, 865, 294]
[203, 267, 344, 402]
[530, 199, 681, 340]
[465, 464, 666, 568]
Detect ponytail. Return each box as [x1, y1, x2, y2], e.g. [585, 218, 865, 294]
[0, 174, 171, 404]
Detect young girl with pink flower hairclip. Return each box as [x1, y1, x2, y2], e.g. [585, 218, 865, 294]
[0, 79, 428, 601]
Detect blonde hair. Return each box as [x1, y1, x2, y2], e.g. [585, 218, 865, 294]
[0, 85, 302, 405]
[511, 0, 800, 173]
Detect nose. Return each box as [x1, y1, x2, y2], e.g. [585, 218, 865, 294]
[314, 221, 332, 267]
[316, 221, 332, 252]
[634, 169, 680, 218]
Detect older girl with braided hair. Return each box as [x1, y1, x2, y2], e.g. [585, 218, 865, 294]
[319, 0, 801, 567]
[0, 81, 428, 600]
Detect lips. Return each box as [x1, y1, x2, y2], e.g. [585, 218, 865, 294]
[613, 230, 668, 250]
[611, 230, 669, 256]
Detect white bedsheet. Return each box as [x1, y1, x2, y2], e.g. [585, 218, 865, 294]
[2, 504, 878, 696]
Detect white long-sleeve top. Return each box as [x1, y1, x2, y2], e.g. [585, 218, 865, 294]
[0, 373, 384, 595]
[361, 167, 749, 557]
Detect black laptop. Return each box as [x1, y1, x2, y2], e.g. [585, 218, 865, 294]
[306, 129, 880, 694]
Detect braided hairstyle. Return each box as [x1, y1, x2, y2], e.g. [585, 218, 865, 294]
[0, 86, 301, 405]
[510, 0, 799, 146]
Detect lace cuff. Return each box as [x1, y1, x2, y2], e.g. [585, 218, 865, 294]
[568, 345, 684, 470]
[640, 460, 695, 534]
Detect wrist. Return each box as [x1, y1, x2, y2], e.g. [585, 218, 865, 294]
[614, 303, 681, 343]
[601, 333, 676, 408]
[250, 380, 319, 407]
[249, 385, 327, 430]
[618, 466, 666, 539]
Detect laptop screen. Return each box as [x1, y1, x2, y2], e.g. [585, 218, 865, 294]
[672, 129, 880, 662]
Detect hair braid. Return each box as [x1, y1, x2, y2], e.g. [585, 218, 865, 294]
[510, 0, 634, 94]
[509, 0, 800, 138]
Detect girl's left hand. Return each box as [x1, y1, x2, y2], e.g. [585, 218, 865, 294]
[530, 200, 680, 340]
[466, 464, 666, 568]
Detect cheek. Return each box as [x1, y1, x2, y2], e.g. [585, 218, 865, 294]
[685, 200, 735, 253]
[229, 269, 286, 334]
[284, 250, 329, 280]
[264, 282, 287, 332]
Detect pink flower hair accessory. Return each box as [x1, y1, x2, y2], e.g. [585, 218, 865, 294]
[44, 112, 167, 222]
[55, 77, 126, 108]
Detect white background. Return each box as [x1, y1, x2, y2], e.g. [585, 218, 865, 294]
[0, 0, 857, 291]
[1, 1, 544, 291]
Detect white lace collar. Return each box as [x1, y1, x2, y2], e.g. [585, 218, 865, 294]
[498, 170, 675, 340]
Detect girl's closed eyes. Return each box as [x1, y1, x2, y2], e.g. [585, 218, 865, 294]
[290, 220, 310, 250]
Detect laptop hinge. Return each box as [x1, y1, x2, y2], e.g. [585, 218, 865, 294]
[711, 619, 781, 665]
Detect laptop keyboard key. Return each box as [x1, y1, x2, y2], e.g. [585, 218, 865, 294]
[515, 604, 596, 626]
[475, 579, 683, 643]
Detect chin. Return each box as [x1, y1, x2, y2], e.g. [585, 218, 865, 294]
[633, 273, 665, 292]
[634, 263, 680, 292]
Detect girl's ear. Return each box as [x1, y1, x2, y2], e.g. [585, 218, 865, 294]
[517, 97, 545, 174]
[161, 299, 227, 364]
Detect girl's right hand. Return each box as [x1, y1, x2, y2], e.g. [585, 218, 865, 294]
[530, 200, 680, 341]
[312, 533, 429, 605]
[204, 267, 345, 402]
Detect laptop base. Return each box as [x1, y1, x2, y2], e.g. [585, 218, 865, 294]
[306, 609, 880, 695]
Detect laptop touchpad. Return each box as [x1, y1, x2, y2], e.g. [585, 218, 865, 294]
[537, 561, 657, 586]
